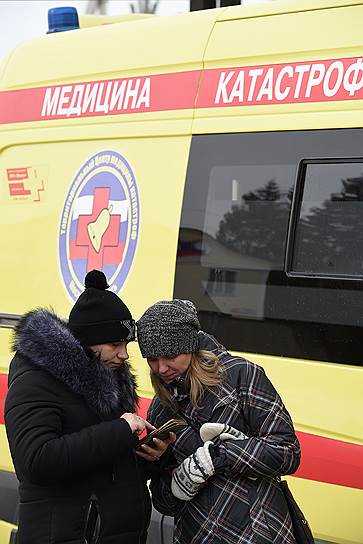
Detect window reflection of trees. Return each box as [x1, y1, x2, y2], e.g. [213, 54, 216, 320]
[295, 173, 363, 275]
[216, 179, 292, 267]
[215, 172, 363, 276]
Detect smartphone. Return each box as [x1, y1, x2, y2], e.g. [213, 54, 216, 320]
[136, 418, 187, 449]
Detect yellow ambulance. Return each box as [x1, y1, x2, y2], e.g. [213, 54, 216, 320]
[0, 1, 362, 542]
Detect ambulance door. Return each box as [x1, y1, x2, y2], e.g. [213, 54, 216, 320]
[183, 2, 363, 543]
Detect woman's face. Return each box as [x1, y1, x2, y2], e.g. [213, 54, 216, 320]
[147, 354, 192, 384]
[89, 341, 129, 369]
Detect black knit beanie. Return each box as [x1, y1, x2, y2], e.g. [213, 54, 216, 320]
[69, 270, 135, 346]
[137, 299, 200, 359]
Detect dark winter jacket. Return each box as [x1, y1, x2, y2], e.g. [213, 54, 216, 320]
[5, 309, 151, 544]
[148, 332, 301, 544]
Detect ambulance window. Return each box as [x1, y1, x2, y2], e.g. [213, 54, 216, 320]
[289, 160, 363, 278]
[204, 164, 292, 271]
[174, 129, 363, 365]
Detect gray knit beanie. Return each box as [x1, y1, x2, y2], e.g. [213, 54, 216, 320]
[137, 299, 200, 359]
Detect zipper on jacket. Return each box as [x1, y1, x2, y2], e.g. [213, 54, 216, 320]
[83, 494, 101, 544]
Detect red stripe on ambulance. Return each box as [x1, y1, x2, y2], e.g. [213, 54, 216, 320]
[0, 56, 363, 125]
[0, 70, 201, 124]
[0, 373, 7, 425]
[294, 431, 363, 490]
[197, 56, 363, 108]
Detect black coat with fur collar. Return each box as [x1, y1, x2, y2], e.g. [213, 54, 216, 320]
[5, 309, 151, 544]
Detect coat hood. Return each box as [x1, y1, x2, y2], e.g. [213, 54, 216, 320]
[198, 330, 228, 357]
[11, 308, 138, 418]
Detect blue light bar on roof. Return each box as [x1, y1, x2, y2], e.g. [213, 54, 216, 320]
[48, 6, 80, 33]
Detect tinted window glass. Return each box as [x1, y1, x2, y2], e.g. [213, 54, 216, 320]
[174, 129, 363, 366]
[176, 132, 295, 320]
[292, 161, 363, 277]
[205, 165, 293, 270]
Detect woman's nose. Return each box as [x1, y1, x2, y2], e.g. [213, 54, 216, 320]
[158, 359, 169, 373]
[117, 347, 128, 360]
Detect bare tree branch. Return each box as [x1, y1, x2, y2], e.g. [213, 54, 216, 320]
[130, 0, 159, 14]
[86, 0, 108, 15]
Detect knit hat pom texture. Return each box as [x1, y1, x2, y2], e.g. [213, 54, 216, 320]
[84, 269, 109, 290]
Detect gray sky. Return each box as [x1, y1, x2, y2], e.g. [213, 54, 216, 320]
[0, 0, 265, 63]
[0, 0, 188, 62]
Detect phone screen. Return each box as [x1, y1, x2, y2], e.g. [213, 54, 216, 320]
[136, 419, 187, 449]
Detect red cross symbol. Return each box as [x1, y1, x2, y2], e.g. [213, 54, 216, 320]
[69, 187, 124, 271]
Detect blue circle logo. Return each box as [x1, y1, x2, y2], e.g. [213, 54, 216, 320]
[59, 151, 140, 300]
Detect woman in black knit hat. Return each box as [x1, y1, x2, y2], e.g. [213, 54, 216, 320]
[137, 299, 302, 544]
[5, 270, 173, 544]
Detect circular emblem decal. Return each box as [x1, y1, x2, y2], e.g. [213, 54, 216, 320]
[59, 151, 140, 301]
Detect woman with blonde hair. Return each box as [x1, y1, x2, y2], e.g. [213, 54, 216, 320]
[137, 299, 301, 544]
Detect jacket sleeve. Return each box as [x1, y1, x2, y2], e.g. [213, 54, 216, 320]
[4, 371, 138, 485]
[149, 469, 181, 516]
[213, 363, 300, 479]
[136, 445, 174, 481]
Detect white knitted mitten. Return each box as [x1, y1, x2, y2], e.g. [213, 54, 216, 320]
[200, 422, 249, 443]
[171, 441, 214, 501]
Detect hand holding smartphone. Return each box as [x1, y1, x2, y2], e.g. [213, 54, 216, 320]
[136, 418, 187, 449]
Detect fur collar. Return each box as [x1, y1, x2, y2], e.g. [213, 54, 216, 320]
[12, 309, 138, 418]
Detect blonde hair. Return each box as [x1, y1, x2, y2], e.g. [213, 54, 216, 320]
[150, 350, 223, 409]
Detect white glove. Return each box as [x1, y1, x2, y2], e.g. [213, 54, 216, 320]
[171, 441, 214, 501]
[200, 422, 249, 443]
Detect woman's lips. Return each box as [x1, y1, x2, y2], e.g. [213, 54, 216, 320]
[107, 361, 124, 369]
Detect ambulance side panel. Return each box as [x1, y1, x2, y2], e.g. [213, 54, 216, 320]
[175, 3, 363, 543]
[0, 9, 218, 539]
[0, 2, 362, 543]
